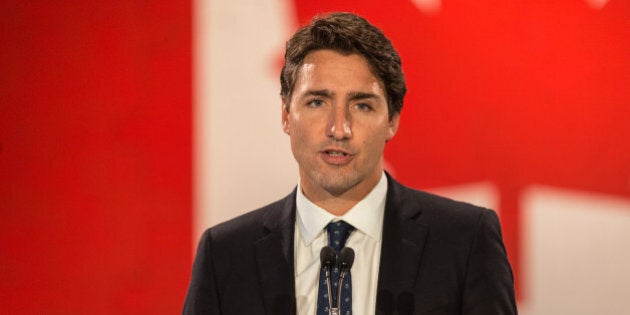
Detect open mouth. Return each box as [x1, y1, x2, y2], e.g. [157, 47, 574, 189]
[325, 150, 348, 157]
[321, 149, 352, 165]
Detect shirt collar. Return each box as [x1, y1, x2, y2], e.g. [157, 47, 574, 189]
[295, 172, 387, 245]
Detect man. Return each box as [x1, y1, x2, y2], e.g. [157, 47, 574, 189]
[184, 12, 517, 314]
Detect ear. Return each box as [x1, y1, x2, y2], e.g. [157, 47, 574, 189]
[386, 113, 400, 141]
[281, 99, 290, 135]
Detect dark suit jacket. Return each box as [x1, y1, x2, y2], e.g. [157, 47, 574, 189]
[183, 175, 517, 314]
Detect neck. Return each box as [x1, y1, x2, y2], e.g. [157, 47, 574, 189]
[309, 197, 359, 216]
[300, 171, 383, 216]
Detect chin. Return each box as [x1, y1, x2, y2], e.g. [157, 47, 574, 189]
[314, 171, 362, 196]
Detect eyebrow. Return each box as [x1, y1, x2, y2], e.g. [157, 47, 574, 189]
[304, 89, 333, 98]
[303, 90, 379, 101]
[347, 91, 379, 101]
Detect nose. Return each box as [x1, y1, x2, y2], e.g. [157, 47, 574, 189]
[326, 105, 352, 140]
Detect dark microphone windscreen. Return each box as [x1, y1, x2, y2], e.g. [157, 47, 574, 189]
[338, 247, 355, 270]
[320, 246, 336, 268]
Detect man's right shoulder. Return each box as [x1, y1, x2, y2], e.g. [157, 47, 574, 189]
[199, 190, 296, 244]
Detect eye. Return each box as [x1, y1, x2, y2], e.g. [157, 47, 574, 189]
[355, 103, 372, 111]
[306, 99, 325, 107]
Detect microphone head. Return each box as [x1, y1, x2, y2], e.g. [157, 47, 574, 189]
[338, 247, 355, 270]
[320, 246, 336, 268]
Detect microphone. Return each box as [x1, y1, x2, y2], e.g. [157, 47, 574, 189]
[320, 246, 336, 313]
[320, 246, 337, 269]
[332, 247, 355, 315]
[338, 247, 355, 272]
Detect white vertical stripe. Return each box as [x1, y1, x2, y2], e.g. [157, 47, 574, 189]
[520, 186, 630, 314]
[194, 0, 297, 241]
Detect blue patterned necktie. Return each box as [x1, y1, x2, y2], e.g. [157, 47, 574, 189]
[317, 221, 354, 315]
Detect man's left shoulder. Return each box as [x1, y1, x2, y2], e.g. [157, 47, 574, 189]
[388, 177, 499, 230]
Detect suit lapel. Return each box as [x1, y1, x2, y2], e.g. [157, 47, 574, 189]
[377, 175, 429, 310]
[253, 189, 297, 314]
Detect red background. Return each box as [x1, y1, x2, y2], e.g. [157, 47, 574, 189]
[1, 1, 191, 313]
[1, 0, 628, 313]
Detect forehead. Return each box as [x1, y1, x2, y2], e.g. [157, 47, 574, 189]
[296, 50, 384, 92]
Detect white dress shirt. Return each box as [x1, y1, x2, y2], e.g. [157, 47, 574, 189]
[294, 173, 387, 315]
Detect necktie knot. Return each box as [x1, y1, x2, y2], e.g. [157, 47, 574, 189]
[327, 221, 354, 252]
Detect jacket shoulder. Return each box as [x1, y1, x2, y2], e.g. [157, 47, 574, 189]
[393, 179, 491, 217]
[200, 189, 296, 244]
[387, 177, 499, 238]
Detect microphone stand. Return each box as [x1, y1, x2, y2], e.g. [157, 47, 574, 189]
[325, 266, 336, 315]
[328, 247, 355, 315]
[320, 247, 336, 315]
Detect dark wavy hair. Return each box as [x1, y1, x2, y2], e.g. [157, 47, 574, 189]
[280, 12, 406, 120]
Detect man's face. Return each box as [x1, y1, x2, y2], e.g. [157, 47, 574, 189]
[282, 49, 399, 199]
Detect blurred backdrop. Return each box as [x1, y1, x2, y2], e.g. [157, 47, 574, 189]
[2, 0, 629, 314]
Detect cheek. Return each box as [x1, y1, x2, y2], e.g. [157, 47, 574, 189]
[360, 134, 385, 153]
[292, 113, 324, 140]
[289, 121, 312, 149]
[366, 125, 391, 153]
[363, 120, 392, 141]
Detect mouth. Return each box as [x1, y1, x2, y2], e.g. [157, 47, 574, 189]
[320, 148, 353, 165]
[324, 150, 349, 157]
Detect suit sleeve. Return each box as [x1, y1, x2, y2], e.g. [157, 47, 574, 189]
[461, 210, 518, 314]
[183, 229, 221, 314]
